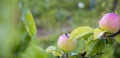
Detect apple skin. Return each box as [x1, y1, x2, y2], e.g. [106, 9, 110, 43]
[57, 34, 77, 52]
[99, 13, 120, 33]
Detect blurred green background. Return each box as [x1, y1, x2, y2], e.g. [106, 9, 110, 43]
[0, 0, 120, 58]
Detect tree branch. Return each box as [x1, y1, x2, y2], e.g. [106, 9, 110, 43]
[111, 0, 118, 12]
[108, 30, 120, 37]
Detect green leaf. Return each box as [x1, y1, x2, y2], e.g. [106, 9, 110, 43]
[18, 44, 47, 58]
[101, 45, 114, 58]
[114, 34, 120, 43]
[52, 51, 62, 57]
[106, 38, 114, 45]
[45, 46, 57, 53]
[86, 39, 106, 56]
[93, 28, 105, 40]
[70, 53, 82, 58]
[22, 9, 37, 38]
[14, 33, 31, 55]
[45, 46, 62, 57]
[69, 26, 93, 41]
[82, 33, 93, 40]
[76, 39, 87, 53]
[70, 55, 82, 58]
[86, 40, 96, 56]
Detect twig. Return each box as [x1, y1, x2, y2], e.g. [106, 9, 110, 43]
[108, 30, 120, 37]
[111, 0, 118, 12]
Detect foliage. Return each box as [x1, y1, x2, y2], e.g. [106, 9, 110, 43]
[46, 24, 120, 58]
[16, 9, 47, 58]
[69, 26, 93, 41]
[1, 0, 120, 58]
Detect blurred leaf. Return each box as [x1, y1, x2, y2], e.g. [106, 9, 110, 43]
[106, 38, 114, 45]
[86, 35, 94, 43]
[114, 34, 120, 43]
[20, 9, 47, 58]
[45, 46, 56, 53]
[45, 46, 62, 57]
[22, 9, 37, 38]
[86, 40, 95, 56]
[70, 52, 83, 58]
[52, 51, 62, 57]
[14, 33, 31, 55]
[0, 0, 18, 58]
[70, 55, 82, 58]
[69, 26, 93, 41]
[93, 28, 105, 40]
[86, 39, 106, 56]
[100, 45, 114, 58]
[114, 43, 120, 58]
[18, 44, 47, 58]
[76, 39, 86, 53]
[82, 33, 93, 40]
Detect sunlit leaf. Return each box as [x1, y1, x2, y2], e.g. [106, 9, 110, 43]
[22, 9, 37, 38]
[93, 28, 105, 40]
[45, 46, 62, 57]
[86, 35, 94, 44]
[82, 33, 93, 40]
[45, 46, 56, 53]
[69, 26, 93, 41]
[52, 51, 62, 57]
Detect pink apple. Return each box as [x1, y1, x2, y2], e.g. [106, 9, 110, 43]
[99, 13, 120, 33]
[57, 34, 77, 52]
